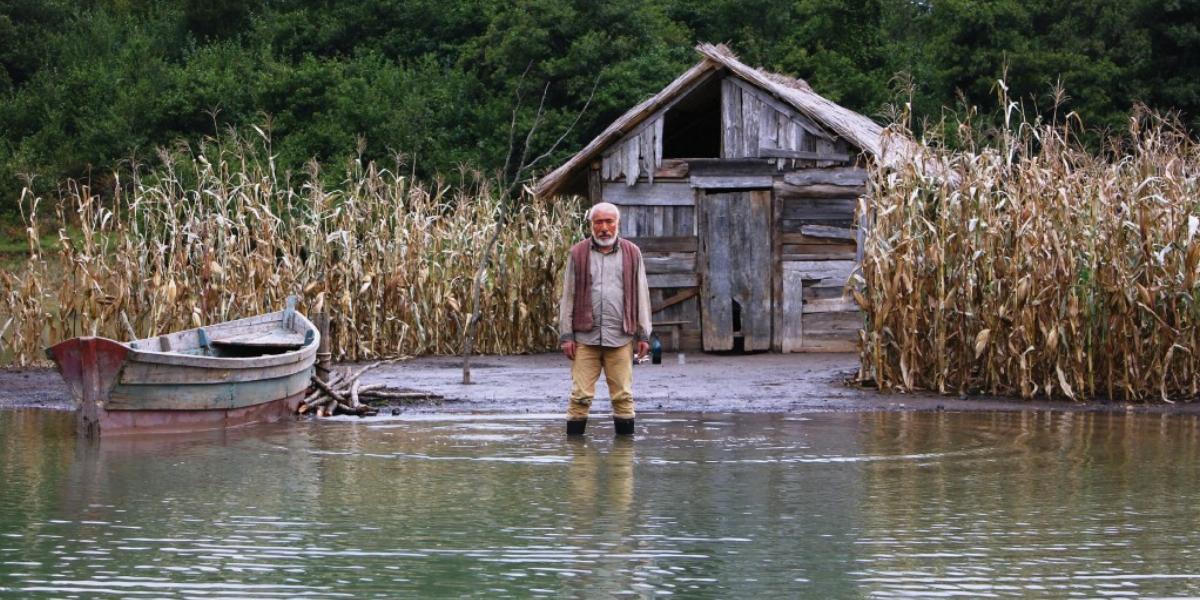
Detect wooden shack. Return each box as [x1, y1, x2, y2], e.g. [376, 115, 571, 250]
[535, 43, 891, 353]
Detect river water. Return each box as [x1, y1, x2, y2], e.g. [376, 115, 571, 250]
[1, 409, 1199, 598]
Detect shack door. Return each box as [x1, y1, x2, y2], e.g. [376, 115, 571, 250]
[699, 189, 772, 351]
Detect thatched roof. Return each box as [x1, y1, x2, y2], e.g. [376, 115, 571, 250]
[535, 43, 907, 198]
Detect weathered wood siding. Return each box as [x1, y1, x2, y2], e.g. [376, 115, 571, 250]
[597, 67, 722, 186]
[699, 189, 773, 352]
[601, 116, 665, 185]
[585, 70, 868, 353]
[720, 78, 851, 167]
[605, 182, 697, 239]
[775, 167, 865, 352]
[599, 167, 865, 353]
[601, 178, 702, 350]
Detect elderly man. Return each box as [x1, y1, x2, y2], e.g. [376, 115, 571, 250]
[558, 202, 652, 436]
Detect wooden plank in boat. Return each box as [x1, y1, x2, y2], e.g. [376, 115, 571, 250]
[211, 329, 306, 349]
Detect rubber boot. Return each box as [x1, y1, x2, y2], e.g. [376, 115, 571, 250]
[566, 418, 587, 436]
[614, 417, 635, 436]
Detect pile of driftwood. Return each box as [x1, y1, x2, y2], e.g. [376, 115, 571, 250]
[298, 361, 443, 417]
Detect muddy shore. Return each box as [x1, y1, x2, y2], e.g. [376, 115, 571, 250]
[7, 352, 1200, 415]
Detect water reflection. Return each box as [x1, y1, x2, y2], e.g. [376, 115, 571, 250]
[2, 409, 1200, 597]
[562, 437, 637, 595]
[854, 411, 1200, 597]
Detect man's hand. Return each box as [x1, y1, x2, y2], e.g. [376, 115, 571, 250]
[637, 340, 650, 359]
[562, 341, 576, 360]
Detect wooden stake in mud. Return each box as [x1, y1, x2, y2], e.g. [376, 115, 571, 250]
[315, 311, 331, 382]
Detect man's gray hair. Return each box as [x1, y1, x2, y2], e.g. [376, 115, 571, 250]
[586, 202, 621, 221]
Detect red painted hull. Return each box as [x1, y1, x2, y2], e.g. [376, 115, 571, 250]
[94, 390, 304, 435]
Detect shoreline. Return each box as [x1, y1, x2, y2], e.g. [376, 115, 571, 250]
[7, 352, 1200, 416]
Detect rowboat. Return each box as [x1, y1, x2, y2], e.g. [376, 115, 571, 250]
[45, 298, 318, 436]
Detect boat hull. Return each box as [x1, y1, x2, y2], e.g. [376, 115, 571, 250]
[45, 310, 318, 436]
[97, 390, 305, 434]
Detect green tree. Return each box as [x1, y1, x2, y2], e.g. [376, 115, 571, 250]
[1133, 0, 1200, 128]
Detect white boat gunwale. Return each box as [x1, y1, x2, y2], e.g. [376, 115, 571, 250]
[123, 309, 319, 369]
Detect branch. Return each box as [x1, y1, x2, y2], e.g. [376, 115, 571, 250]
[461, 70, 597, 385]
[521, 74, 600, 175]
[501, 61, 535, 189]
[504, 81, 552, 200]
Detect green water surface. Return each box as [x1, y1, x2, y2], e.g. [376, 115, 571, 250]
[1, 409, 1199, 598]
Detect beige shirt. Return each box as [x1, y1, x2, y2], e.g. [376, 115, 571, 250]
[558, 239, 652, 348]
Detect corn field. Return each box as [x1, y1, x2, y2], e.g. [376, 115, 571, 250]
[0, 133, 581, 365]
[859, 110, 1200, 402]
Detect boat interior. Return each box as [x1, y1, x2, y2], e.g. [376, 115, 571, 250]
[127, 311, 315, 358]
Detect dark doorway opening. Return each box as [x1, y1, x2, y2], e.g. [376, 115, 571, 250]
[732, 299, 742, 335]
[662, 76, 721, 159]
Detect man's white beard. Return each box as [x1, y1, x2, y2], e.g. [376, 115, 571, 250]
[593, 234, 617, 247]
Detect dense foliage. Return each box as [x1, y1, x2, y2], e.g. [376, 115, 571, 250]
[1, 0, 1197, 214]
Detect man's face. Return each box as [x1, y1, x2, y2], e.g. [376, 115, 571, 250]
[591, 209, 619, 247]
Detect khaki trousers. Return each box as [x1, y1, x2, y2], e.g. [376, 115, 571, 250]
[568, 342, 635, 420]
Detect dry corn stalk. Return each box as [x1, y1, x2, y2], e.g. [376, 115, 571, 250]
[0, 131, 581, 366]
[859, 107, 1200, 402]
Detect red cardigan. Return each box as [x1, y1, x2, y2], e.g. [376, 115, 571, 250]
[569, 238, 641, 336]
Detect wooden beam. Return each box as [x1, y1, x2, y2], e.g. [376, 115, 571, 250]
[628, 236, 698, 253]
[648, 273, 698, 288]
[656, 159, 689, 178]
[776, 185, 864, 205]
[690, 175, 774, 189]
[759, 148, 850, 162]
[783, 253, 856, 262]
[687, 158, 778, 177]
[625, 136, 639, 186]
[771, 182, 783, 353]
[802, 297, 859, 313]
[781, 264, 803, 353]
[785, 260, 856, 289]
[603, 181, 694, 206]
[781, 198, 857, 220]
[783, 167, 867, 187]
[652, 288, 699, 313]
[742, 190, 773, 350]
[782, 237, 857, 258]
[588, 161, 602, 205]
[775, 183, 865, 198]
[721, 78, 742, 159]
[742, 87, 759, 158]
[800, 224, 856, 240]
[781, 232, 855, 245]
[643, 253, 697, 274]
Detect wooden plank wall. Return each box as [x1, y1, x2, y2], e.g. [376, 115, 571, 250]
[583, 71, 873, 353]
[600, 167, 866, 353]
[600, 116, 665, 185]
[776, 166, 865, 352]
[699, 189, 772, 351]
[602, 180, 702, 351]
[720, 78, 851, 168]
